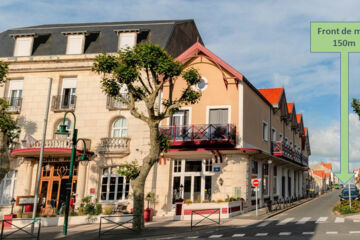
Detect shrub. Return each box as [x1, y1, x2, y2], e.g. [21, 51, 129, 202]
[95, 204, 102, 215]
[103, 206, 113, 215]
[184, 200, 193, 205]
[70, 211, 78, 216]
[216, 199, 224, 203]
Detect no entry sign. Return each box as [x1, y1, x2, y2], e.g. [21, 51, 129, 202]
[251, 178, 260, 187]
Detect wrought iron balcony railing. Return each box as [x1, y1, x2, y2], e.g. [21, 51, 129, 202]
[51, 95, 76, 111]
[272, 141, 308, 166]
[5, 97, 22, 113]
[98, 137, 130, 155]
[159, 124, 236, 147]
[106, 96, 129, 110]
[20, 138, 91, 151]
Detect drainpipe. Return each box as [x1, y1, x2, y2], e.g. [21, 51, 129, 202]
[269, 105, 272, 202]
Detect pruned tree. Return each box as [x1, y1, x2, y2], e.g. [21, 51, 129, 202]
[93, 43, 202, 230]
[0, 62, 20, 181]
[352, 98, 360, 118]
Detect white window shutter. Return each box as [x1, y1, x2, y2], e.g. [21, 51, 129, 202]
[14, 37, 33, 56]
[66, 35, 84, 54]
[118, 32, 137, 50]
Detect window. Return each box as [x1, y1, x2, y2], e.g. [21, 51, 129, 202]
[185, 160, 202, 172]
[205, 159, 212, 172]
[196, 77, 208, 91]
[7, 80, 23, 111]
[273, 166, 277, 195]
[171, 110, 189, 126]
[262, 122, 268, 141]
[61, 78, 77, 109]
[209, 108, 228, 124]
[111, 118, 128, 137]
[118, 32, 137, 50]
[174, 160, 181, 173]
[14, 37, 33, 56]
[279, 133, 283, 141]
[101, 167, 130, 201]
[251, 161, 258, 197]
[271, 128, 276, 142]
[285, 137, 288, 143]
[66, 35, 85, 54]
[262, 163, 269, 196]
[0, 171, 17, 205]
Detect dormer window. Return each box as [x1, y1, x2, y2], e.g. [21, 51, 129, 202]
[62, 31, 87, 55]
[11, 33, 37, 57]
[115, 30, 139, 51]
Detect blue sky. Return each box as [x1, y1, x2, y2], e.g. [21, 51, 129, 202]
[2, 0, 360, 171]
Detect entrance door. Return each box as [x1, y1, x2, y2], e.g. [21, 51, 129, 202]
[281, 176, 285, 198]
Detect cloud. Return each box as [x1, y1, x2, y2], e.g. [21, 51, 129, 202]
[273, 73, 290, 87]
[310, 113, 360, 172]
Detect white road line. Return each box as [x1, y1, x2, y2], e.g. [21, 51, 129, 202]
[257, 221, 273, 227]
[187, 237, 199, 239]
[209, 235, 223, 238]
[279, 232, 291, 236]
[316, 217, 328, 223]
[296, 217, 311, 224]
[350, 231, 360, 234]
[255, 233, 268, 236]
[354, 219, 360, 223]
[232, 234, 245, 237]
[302, 232, 314, 235]
[326, 232, 338, 234]
[335, 217, 345, 223]
[277, 218, 294, 225]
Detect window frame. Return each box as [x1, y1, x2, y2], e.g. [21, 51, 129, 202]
[118, 32, 137, 51]
[66, 34, 85, 55]
[0, 170, 17, 205]
[14, 37, 34, 57]
[262, 121, 269, 141]
[111, 117, 128, 138]
[100, 167, 130, 202]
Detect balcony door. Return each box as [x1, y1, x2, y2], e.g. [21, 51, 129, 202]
[7, 80, 23, 110]
[61, 78, 76, 109]
[208, 108, 229, 140]
[171, 110, 189, 140]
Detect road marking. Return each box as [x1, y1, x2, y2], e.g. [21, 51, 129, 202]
[187, 237, 199, 239]
[279, 232, 291, 236]
[277, 218, 294, 225]
[257, 221, 273, 227]
[350, 231, 360, 234]
[326, 232, 338, 234]
[232, 234, 245, 237]
[302, 232, 314, 235]
[209, 235, 223, 238]
[255, 233, 268, 236]
[296, 217, 311, 224]
[316, 217, 328, 223]
[354, 219, 360, 223]
[335, 217, 345, 223]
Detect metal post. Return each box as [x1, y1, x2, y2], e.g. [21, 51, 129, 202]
[63, 128, 77, 235]
[31, 78, 52, 231]
[255, 187, 258, 216]
[349, 182, 352, 209]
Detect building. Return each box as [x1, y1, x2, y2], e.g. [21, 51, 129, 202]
[311, 162, 334, 190]
[0, 19, 311, 218]
[0, 19, 202, 216]
[159, 42, 311, 215]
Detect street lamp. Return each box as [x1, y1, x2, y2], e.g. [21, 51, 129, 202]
[10, 198, 16, 215]
[56, 111, 90, 236]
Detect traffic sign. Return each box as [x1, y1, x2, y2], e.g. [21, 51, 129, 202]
[251, 178, 260, 187]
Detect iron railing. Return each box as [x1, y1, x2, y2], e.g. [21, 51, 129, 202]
[159, 124, 236, 146]
[4, 97, 22, 113]
[98, 215, 137, 239]
[106, 96, 129, 110]
[272, 141, 309, 166]
[51, 95, 76, 111]
[0, 218, 41, 240]
[190, 208, 220, 230]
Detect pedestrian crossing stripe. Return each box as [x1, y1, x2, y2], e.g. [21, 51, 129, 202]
[277, 217, 294, 225]
[296, 217, 311, 224]
[316, 217, 328, 223]
[208, 235, 223, 238]
[335, 217, 345, 223]
[257, 221, 273, 227]
[279, 232, 291, 235]
[232, 233, 245, 237]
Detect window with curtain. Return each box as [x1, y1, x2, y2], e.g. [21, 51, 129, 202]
[111, 118, 128, 137]
[0, 171, 17, 205]
[209, 108, 228, 124]
[100, 167, 130, 202]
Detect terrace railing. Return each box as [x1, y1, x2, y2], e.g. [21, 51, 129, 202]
[272, 141, 309, 166]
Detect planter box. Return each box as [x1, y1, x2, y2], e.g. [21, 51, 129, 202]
[177, 200, 244, 221]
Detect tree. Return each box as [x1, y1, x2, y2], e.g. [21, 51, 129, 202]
[352, 98, 360, 118]
[0, 62, 20, 181]
[93, 43, 202, 230]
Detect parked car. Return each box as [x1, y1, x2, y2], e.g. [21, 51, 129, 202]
[339, 189, 360, 201]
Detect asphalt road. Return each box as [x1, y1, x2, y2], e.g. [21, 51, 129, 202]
[164, 189, 360, 240]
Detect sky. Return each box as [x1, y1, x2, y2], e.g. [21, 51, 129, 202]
[1, 0, 360, 172]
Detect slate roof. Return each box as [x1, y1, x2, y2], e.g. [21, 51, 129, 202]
[0, 19, 203, 57]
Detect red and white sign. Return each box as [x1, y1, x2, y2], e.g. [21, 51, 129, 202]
[251, 179, 260, 187]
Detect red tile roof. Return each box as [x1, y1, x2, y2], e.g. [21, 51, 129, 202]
[321, 162, 332, 170]
[287, 103, 294, 114]
[258, 88, 284, 105]
[176, 42, 243, 82]
[313, 170, 325, 178]
[296, 114, 302, 124]
[325, 173, 330, 178]
[304, 127, 308, 136]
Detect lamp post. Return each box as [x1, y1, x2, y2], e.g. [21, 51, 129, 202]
[56, 111, 89, 236]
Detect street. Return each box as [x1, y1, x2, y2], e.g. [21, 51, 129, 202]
[152, 189, 360, 240]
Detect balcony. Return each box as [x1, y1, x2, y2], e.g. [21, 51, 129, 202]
[106, 96, 128, 110]
[159, 124, 236, 148]
[11, 138, 91, 157]
[5, 97, 22, 113]
[98, 137, 130, 156]
[272, 141, 308, 166]
[51, 95, 76, 111]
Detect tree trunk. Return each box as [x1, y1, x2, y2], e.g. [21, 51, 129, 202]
[0, 131, 9, 181]
[132, 124, 160, 230]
